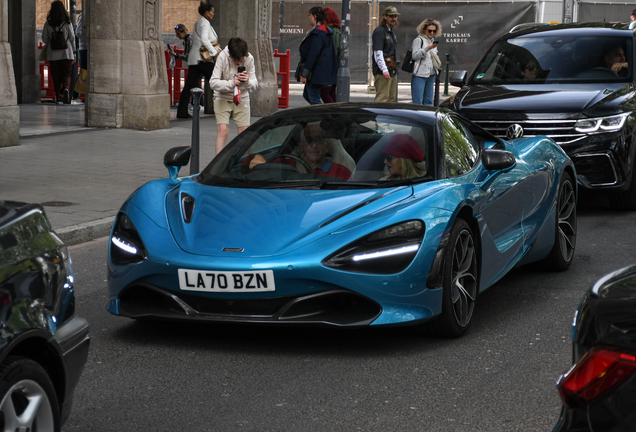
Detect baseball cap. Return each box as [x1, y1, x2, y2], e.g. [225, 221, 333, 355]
[382, 135, 424, 162]
[384, 6, 400, 16]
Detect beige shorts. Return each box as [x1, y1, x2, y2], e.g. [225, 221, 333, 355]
[213, 97, 251, 127]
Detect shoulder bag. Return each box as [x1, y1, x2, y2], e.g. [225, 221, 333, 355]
[402, 37, 424, 73]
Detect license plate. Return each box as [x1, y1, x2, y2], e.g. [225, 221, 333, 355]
[178, 269, 275, 292]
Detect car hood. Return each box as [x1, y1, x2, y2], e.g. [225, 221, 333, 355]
[165, 180, 414, 257]
[450, 84, 627, 117]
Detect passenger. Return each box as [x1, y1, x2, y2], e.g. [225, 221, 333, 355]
[244, 125, 351, 180]
[523, 59, 541, 80]
[604, 46, 629, 75]
[381, 135, 426, 180]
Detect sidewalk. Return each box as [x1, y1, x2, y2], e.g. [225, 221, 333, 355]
[2, 83, 458, 245]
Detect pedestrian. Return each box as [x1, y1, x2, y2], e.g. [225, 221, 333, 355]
[320, 7, 342, 103]
[72, 11, 87, 102]
[167, 24, 193, 114]
[42, 0, 76, 105]
[372, 6, 399, 103]
[410, 18, 442, 106]
[297, 7, 338, 105]
[630, 9, 636, 29]
[209, 37, 258, 155]
[178, 1, 221, 119]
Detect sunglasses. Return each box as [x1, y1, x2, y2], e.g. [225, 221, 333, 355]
[426, 29, 436, 33]
[305, 136, 324, 145]
[384, 154, 397, 162]
[525, 64, 537, 71]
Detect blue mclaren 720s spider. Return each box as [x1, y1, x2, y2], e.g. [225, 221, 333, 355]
[106, 104, 577, 337]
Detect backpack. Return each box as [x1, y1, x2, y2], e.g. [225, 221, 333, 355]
[50, 23, 68, 50]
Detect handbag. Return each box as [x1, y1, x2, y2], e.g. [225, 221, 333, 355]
[384, 55, 397, 71]
[74, 68, 88, 94]
[402, 37, 423, 73]
[233, 86, 241, 106]
[50, 24, 68, 50]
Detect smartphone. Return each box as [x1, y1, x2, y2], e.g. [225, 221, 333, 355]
[166, 43, 170, 50]
[432, 40, 439, 45]
[237, 66, 246, 73]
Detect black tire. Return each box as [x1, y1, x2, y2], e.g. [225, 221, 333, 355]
[423, 219, 478, 338]
[0, 356, 60, 432]
[545, 172, 577, 271]
[609, 166, 636, 210]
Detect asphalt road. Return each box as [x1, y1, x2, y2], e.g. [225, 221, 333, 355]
[62, 192, 636, 432]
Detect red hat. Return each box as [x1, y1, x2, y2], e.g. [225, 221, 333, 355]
[382, 135, 424, 162]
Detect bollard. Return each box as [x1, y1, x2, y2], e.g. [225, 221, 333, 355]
[434, 72, 440, 106]
[444, 53, 450, 97]
[190, 87, 204, 175]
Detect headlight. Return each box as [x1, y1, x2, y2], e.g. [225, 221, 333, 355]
[110, 213, 148, 265]
[575, 113, 629, 133]
[51, 232, 74, 283]
[323, 220, 425, 274]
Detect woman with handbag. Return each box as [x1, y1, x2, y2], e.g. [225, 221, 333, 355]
[410, 18, 442, 106]
[42, 0, 76, 105]
[177, 1, 221, 119]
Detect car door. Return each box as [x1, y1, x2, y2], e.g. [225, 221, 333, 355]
[442, 114, 532, 288]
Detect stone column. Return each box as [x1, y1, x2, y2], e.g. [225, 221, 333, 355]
[85, 0, 169, 130]
[8, 0, 40, 104]
[215, 0, 278, 117]
[0, 0, 19, 147]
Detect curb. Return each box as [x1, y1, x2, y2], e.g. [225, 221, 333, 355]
[55, 216, 114, 246]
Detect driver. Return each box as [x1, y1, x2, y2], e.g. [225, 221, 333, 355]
[604, 46, 628, 75]
[244, 124, 351, 180]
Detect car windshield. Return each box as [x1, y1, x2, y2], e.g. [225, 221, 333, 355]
[470, 34, 633, 84]
[197, 112, 434, 189]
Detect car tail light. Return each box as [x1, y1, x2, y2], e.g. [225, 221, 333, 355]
[557, 345, 636, 409]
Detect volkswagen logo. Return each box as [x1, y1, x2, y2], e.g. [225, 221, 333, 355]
[506, 124, 524, 140]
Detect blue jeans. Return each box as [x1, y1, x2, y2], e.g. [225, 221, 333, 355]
[411, 74, 436, 105]
[303, 83, 323, 105]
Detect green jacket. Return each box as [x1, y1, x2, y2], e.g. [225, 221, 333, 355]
[330, 26, 342, 59]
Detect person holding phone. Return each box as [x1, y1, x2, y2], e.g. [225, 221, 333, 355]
[209, 37, 258, 154]
[410, 18, 442, 106]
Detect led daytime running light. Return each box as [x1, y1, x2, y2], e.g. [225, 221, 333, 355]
[112, 236, 138, 255]
[353, 244, 419, 261]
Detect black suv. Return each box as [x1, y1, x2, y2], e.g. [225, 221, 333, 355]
[443, 22, 636, 209]
[0, 201, 90, 431]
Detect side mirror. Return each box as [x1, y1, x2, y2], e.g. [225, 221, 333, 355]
[482, 149, 515, 171]
[449, 71, 467, 87]
[164, 146, 191, 179]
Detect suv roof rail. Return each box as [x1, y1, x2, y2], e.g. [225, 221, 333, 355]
[509, 22, 550, 33]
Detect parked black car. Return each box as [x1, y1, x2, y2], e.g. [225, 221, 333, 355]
[553, 265, 636, 431]
[443, 22, 636, 210]
[0, 201, 90, 431]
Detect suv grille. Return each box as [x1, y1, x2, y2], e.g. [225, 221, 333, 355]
[472, 119, 585, 144]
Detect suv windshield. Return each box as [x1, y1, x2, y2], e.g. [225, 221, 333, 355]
[471, 34, 633, 84]
[197, 112, 434, 189]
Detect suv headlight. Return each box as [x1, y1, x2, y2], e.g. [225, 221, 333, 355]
[323, 220, 425, 274]
[110, 213, 148, 265]
[575, 113, 629, 133]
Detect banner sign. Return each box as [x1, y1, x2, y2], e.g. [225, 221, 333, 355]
[271, 1, 536, 83]
[379, 2, 536, 80]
